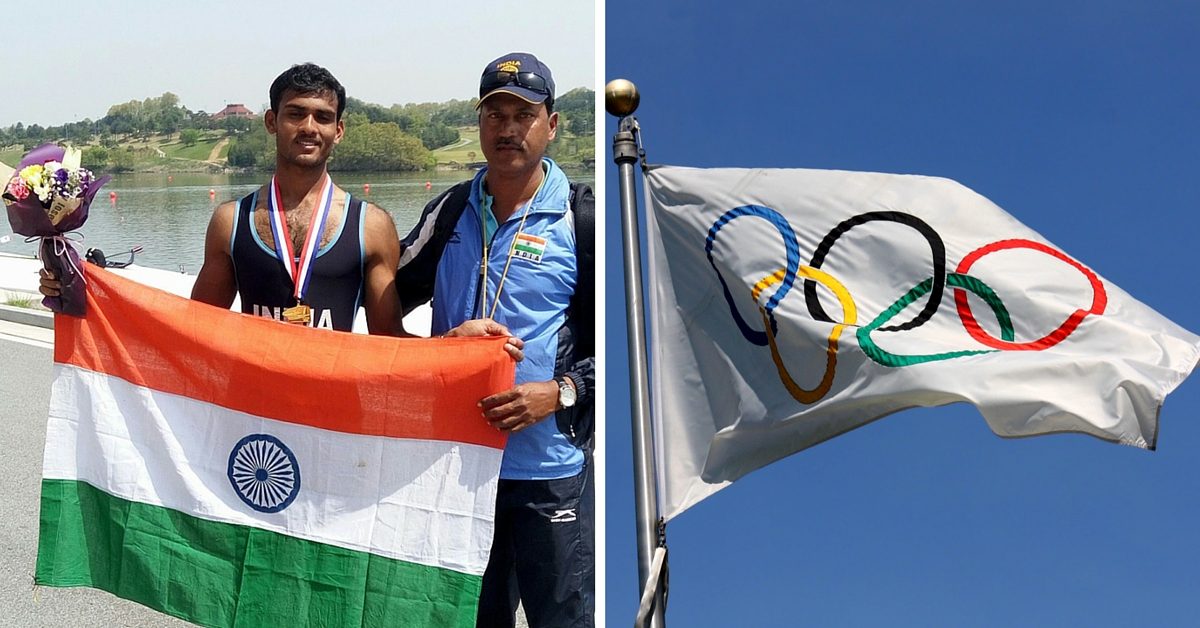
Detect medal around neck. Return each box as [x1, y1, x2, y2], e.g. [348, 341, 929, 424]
[267, 175, 334, 324]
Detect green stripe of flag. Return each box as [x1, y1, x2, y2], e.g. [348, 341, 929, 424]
[513, 244, 542, 255]
[36, 479, 481, 628]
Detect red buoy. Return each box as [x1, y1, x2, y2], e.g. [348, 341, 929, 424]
[364, 183, 370, 196]
[425, 181, 432, 190]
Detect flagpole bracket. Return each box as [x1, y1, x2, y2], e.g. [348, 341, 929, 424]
[613, 117, 640, 164]
[607, 79, 649, 169]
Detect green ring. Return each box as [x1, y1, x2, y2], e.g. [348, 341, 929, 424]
[857, 273, 1012, 368]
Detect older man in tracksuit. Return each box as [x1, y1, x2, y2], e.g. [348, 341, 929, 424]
[396, 53, 594, 628]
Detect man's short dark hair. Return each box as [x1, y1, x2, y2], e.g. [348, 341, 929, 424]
[269, 63, 346, 119]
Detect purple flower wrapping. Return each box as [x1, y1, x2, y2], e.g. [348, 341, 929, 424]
[39, 238, 87, 317]
[4, 143, 112, 317]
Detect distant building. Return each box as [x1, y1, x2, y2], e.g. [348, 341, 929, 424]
[212, 104, 256, 121]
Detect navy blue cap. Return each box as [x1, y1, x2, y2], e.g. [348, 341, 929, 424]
[477, 53, 556, 108]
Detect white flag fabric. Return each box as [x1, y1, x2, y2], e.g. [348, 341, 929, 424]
[644, 165, 1200, 521]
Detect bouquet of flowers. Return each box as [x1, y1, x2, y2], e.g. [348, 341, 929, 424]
[3, 143, 110, 316]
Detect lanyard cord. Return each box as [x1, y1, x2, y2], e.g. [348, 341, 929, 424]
[268, 174, 334, 303]
[479, 171, 547, 320]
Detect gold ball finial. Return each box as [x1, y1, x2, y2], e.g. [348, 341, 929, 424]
[605, 79, 640, 117]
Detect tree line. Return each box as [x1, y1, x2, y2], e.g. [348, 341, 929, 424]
[2, 88, 596, 172]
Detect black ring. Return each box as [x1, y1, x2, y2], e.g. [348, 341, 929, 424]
[805, 211, 946, 332]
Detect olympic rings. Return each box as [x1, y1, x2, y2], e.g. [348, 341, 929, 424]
[755, 266, 857, 404]
[954, 239, 1107, 351]
[704, 207, 1105, 406]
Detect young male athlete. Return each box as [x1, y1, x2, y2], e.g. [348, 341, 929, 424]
[397, 53, 595, 628]
[186, 63, 403, 331]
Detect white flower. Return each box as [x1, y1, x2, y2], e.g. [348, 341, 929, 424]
[61, 147, 82, 171]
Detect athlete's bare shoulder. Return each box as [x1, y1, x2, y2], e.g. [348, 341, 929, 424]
[363, 202, 400, 237]
[206, 199, 240, 239]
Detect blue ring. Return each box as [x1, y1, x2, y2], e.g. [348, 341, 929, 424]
[706, 205, 802, 346]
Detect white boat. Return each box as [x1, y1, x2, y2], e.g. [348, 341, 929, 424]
[0, 251, 432, 336]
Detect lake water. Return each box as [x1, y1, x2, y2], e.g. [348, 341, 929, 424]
[0, 170, 594, 274]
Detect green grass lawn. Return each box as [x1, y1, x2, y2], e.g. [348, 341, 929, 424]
[432, 127, 481, 165]
[0, 147, 24, 168]
[429, 128, 594, 167]
[163, 136, 225, 161]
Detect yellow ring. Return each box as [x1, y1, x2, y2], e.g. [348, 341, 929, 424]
[753, 266, 856, 404]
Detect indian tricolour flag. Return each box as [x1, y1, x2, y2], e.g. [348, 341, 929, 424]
[36, 267, 514, 627]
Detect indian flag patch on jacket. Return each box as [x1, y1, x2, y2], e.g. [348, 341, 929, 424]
[512, 233, 547, 263]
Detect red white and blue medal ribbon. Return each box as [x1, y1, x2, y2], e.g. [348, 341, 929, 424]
[267, 175, 334, 304]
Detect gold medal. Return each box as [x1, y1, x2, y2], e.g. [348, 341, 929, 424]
[282, 304, 312, 325]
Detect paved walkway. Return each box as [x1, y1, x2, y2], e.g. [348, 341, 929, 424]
[206, 138, 229, 164]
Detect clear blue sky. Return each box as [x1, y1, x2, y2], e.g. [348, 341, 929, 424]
[605, 2, 1200, 626]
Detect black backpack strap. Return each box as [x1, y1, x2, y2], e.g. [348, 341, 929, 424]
[569, 183, 595, 359]
[396, 181, 473, 316]
[556, 182, 596, 449]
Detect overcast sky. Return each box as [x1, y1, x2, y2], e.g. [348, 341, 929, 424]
[0, 0, 595, 127]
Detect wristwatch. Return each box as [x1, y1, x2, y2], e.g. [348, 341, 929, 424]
[557, 377, 577, 408]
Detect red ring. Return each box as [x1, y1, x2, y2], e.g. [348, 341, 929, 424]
[954, 239, 1106, 351]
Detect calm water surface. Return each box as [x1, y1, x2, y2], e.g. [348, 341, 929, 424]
[0, 170, 594, 273]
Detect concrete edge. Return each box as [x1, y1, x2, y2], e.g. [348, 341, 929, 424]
[0, 303, 54, 329]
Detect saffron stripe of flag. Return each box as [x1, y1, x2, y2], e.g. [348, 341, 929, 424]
[52, 268, 510, 447]
[36, 267, 515, 628]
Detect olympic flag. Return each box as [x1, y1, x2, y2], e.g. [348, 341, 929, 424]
[36, 267, 515, 627]
[644, 165, 1200, 521]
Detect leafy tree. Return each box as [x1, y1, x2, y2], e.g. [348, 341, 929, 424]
[554, 88, 595, 136]
[428, 99, 480, 127]
[81, 146, 109, 169]
[226, 139, 256, 167]
[223, 116, 253, 135]
[109, 148, 136, 172]
[330, 122, 429, 172]
[102, 101, 140, 134]
[345, 98, 408, 128]
[157, 107, 184, 137]
[343, 112, 371, 129]
[180, 128, 201, 147]
[418, 122, 460, 151]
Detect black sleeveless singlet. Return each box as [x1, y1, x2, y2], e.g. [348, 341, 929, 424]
[230, 190, 365, 331]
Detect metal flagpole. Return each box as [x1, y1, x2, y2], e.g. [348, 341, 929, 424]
[606, 79, 667, 628]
